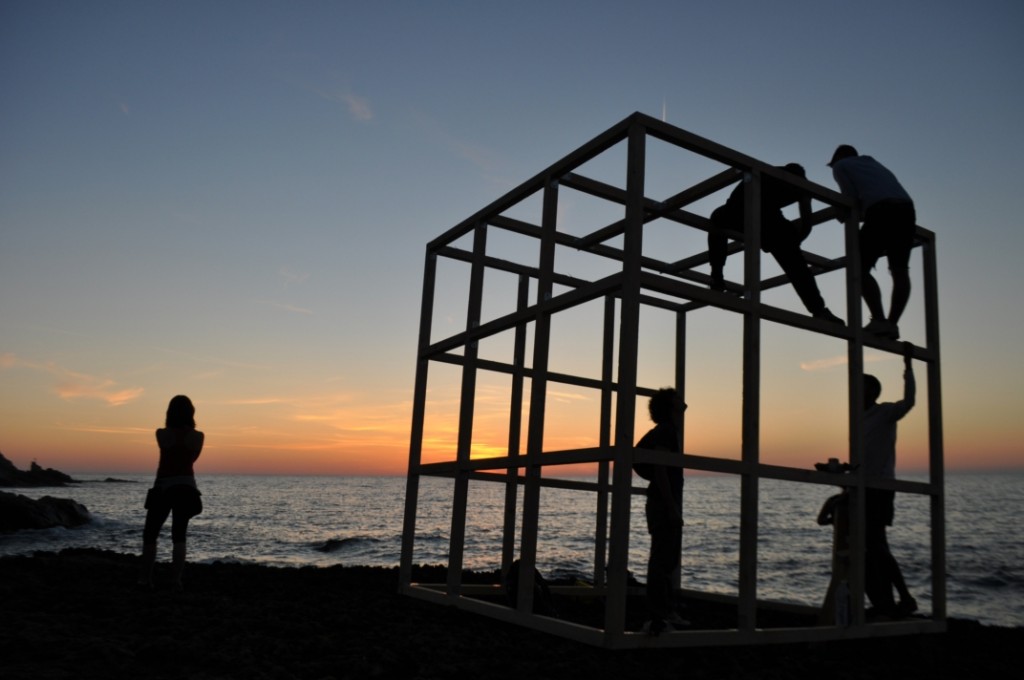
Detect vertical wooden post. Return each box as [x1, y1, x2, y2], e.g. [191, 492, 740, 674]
[922, 232, 946, 621]
[400, 249, 437, 588]
[594, 295, 616, 590]
[673, 309, 687, 591]
[737, 170, 762, 631]
[502, 274, 530, 575]
[447, 222, 487, 597]
[605, 122, 645, 639]
[518, 176, 559, 613]
[844, 211, 867, 626]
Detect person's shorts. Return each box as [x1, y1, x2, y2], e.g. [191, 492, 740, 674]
[860, 201, 916, 271]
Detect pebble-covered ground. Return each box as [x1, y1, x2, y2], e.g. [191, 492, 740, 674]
[1, 549, 1019, 680]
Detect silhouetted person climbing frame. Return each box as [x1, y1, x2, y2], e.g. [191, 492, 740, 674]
[708, 164, 844, 325]
[862, 343, 918, 618]
[829, 145, 917, 340]
[140, 395, 205, 591]
[633, 388, 689, 635]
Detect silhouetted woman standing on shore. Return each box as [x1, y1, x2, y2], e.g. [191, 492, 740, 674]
[139, 395, 204, 590]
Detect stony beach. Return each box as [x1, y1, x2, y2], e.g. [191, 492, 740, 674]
[1, 548, 1020, 680]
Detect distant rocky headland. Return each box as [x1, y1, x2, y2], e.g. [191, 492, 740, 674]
[0, 452, 90, 532]
[0, 451, 78, 487]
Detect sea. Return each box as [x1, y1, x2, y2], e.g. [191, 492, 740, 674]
[2, 472, 1021, 629]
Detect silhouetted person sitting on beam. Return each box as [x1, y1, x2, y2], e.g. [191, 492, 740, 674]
[708, 164, 844, 325]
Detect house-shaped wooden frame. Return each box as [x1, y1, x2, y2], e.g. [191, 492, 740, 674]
[399, 112, 945, 648]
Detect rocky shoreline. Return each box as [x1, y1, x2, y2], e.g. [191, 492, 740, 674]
[0, 489, 91, 532]
[0, 453, 92, 532]
[0, 548, 1020, 680]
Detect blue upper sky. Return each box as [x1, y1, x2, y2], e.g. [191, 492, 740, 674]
[1, 1, 1022, 473]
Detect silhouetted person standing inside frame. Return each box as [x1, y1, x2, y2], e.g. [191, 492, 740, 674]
[634, 388, 688, 635]
[829, 145, 917, 340]
[708, 163, 844, 325]
[863, 343, 918, 618]
[140, 395, 205, 590]
[817, 487, 852, 624]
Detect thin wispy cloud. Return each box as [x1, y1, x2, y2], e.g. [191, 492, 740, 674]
[309, 84, 374, 122]
[548, 389, 592, 403]
[55, 381, 144, 406]
[800, 353, 893, 372]
[205, 391, 412, 456]
[283, 392, 407, 429]
[152, 346, 268, 370]
[224, 397, 289, 406]
[1, 353, 144, 406]
[258, 268, 313, 314]
[451, 137, 498, 172]
[258, 300, 314, 315]
[800, 355, 848, 372]
[19, 321, 91, 339]
[279, 267, 309, 289]
[342, 91, 372, 121]
[59, 424, 151, 435]
[220, 391, 357, 411]
[412, 110, 501, 174]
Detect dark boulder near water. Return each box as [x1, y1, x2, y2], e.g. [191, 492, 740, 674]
[0, 491, 91, 533]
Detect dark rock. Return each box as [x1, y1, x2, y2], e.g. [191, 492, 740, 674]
[0, 451, 77, 487]
[0, 490, 91, 532]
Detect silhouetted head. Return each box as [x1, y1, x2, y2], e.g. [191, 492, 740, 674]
[166, 395, 196, 429]
[781, 162, 806, 178]
[828, 144, 858, 167]
[863, 375, 882, 408]
[648, 388, 686, 425]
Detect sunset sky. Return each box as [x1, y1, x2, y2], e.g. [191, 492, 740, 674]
[2, 1, 1022, 476]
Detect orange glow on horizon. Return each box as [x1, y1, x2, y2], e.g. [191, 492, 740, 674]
[1, 381, 1019, 476]
[2, 434, 1018, 478]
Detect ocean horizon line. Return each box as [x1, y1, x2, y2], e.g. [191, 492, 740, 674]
[50, 467, 1024, 480]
